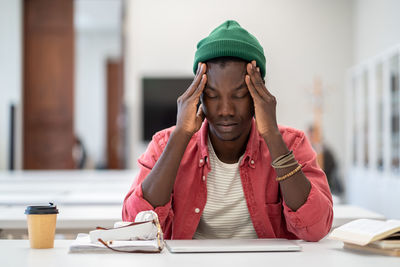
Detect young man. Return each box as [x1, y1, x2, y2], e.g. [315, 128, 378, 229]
[123, 20, 333, 241]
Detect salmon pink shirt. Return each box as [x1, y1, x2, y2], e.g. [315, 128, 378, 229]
[122, 119, 333, 241]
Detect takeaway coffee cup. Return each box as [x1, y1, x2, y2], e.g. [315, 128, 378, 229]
[25, 203, 59, 249]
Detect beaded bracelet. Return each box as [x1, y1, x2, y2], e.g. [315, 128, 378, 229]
[275, 164, 302, 182]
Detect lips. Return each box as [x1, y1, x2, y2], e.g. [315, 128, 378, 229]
[216, 122, 238, 132]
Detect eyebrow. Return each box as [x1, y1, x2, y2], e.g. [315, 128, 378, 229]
[206, 82, 247, 91]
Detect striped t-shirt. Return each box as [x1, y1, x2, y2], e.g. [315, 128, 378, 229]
[193, 136, 257, 239]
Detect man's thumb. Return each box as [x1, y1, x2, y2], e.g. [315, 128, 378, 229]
[196, 104, 205, 122]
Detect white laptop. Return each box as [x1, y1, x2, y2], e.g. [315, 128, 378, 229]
[165, 238, 302, 253]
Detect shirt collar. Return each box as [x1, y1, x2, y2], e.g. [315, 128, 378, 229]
[197, 118, 260, 168]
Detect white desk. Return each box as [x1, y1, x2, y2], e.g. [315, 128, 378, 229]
[0, 204, 386, 239]
[0, 205, 122, 238]
[0, 205, 122, 229]
[0, 170, 387, 238]
[0, 170, 137, 205]
[0, 170, 136, 238]
[0, 204, 385, 230]
[332, 205, 386, 227]
[1, 239, 399, 267]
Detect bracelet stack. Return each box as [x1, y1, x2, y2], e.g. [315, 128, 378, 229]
[271, 150, 302, 182]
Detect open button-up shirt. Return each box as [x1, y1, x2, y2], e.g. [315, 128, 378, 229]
[122, 119, 333, 241]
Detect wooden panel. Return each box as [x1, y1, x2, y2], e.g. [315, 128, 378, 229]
[106, 60, 125, 169]
[23, 0, 74, 169]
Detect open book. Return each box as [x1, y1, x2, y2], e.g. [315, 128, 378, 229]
[69, 211, 164, 253]
[329, 219, 400, 256]
[69, 233, 161, 253]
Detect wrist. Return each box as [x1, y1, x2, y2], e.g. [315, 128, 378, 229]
[261, 127, 281, 142]
[262, 128, 290, 160]
[173, 127, 194, 142]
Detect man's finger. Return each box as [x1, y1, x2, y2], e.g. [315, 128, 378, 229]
[195, 103, 205, 125]
[193, 74, 207, 98]
[247, 62, 266, 96]
[246, 63, 264, 97]
[184, 63, 206, 98]
[245, 74, 260, 101]
[255, 65, 273, 97]
[196, 103, 204, 117]
[196, 62, 201, 76]
[191, 63, 206, 92]
[248, 61, 271, 97]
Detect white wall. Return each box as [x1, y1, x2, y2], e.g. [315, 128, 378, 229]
[346, 0, 400, 219]
[75, 30, 121, 167]
[0, 0, 21, 170]
[353, 0, 400, 63]
[124, 0, 354, 172]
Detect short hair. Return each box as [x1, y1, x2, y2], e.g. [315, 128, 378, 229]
[205, 56, 248, 68]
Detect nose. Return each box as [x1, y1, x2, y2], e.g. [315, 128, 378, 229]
[217, 97, 235, 117]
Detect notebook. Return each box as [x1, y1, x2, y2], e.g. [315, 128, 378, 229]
[165, 238, 302, 253]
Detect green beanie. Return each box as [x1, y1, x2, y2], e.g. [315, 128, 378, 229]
[193, 20, 266, 78]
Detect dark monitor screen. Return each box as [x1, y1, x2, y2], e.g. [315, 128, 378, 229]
[142, 77, 193, 141]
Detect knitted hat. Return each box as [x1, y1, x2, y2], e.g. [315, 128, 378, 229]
[193, 20, 266, 78]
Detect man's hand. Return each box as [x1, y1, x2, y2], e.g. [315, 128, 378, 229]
[175, 62, 207, 137]
[245, 60, 279, 138]
[245, 60, 311, 211]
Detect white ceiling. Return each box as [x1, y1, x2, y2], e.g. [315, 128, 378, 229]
[74, 0, 123, 32]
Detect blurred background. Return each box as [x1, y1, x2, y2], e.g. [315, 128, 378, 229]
[1, 0, 400, 238]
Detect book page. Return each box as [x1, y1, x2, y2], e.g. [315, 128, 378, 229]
[329, 219, 400, 246]
[69, 234, 160, 253]
[344, 242, 400, 257]
[369, 232, 400, 249]
[89, 221, 157, 243]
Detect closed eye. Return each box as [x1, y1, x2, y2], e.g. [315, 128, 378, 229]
[204, 90, 218, 98]
[233, 90, 249, 98]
